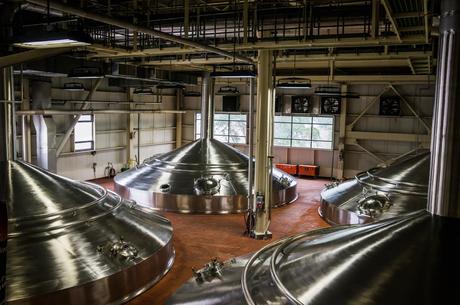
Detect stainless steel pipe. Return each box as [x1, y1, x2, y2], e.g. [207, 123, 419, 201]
[200, 72, 215, 140]
[428, 0, 460, 218]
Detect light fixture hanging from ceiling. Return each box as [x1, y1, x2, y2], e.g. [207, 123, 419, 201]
[63, 82, 85, 91]
[315, 84, 360, 98]
[216, 85, 240, 95]
[276, 77, 312, 89]
[275, 52, 312, 89]
[133, 87, 155, 95]
[68, 66, 104, 79]
[14, 31, 92, 49]
[210, 71, 256, 79]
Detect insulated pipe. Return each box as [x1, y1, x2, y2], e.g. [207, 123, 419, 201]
[26, 0, 254, 65]
[200, 72, 215, 139]
[428, 0, 460, 218]
[252, 50, 274, 239]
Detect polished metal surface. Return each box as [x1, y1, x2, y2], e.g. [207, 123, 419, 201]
[167, 211, 460, 305]
[6, 160, 174, 305]
[319, 151, 429, 224]
[114, 138, 298, 214]
[428, 0, 460, 218]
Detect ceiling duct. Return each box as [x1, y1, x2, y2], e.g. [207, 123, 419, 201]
[164, 0, 460, 303]
[114, 72, 297, 213]
[319, 151, 429, 225]
[0, 68, 175, 305]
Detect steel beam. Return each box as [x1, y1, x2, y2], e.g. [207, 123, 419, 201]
[381, 0, 401, 41]
[27, 0, 254, 64]
[87, 35, 428, 59]
[252, 49, 273, 240]
[55, 78, 103, 157]
[0, 48, 72, 68]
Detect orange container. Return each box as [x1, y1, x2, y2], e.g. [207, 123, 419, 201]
[275, 163, 298, 175]
[298, 165, 319, 177]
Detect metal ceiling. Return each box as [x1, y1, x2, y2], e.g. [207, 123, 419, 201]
[16, 0, 435, 76]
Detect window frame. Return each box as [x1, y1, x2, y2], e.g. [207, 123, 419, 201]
[195, 112, 248, 144]
[274, 114, 334, 150]
[73, 114, 95, 152]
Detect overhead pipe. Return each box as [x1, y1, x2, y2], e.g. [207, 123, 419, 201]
[26, 0, 254, 65]
[16, 109, 186, 115]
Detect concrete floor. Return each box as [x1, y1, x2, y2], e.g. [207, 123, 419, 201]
[93, 177, 330, 305]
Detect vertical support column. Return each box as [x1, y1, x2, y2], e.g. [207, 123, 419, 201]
[428, 0, 460, 218]
[127, 88, 136, 164]
[21, 78, 32, 162]
[336, 84, 348, 179]
[175, 87, 183, 148]
[252, 50, 274, 239]
[371, 0, 380, 38]
[243, 0, 249, 44]
[247, 78, 255, 208]
[1, 67, 15, 162]
[0, 66, 14, 305]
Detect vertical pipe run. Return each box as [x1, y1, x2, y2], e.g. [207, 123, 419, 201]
[175, 88, 183, 148]
[0, 67, 14, 305]
[200, 72, 209, 139]
[247, 78, 254, 208]
[428, 0, 460, 218]
[200, 72, 215, 140]
[252, 50, 274, 239]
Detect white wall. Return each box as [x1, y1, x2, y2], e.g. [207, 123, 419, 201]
[183, 81, 434, 179]
[18, 78, 178, 181]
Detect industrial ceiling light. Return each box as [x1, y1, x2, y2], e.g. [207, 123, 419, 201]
[68, 66, 104, 79]
[63, 82, 85, 91]
[14, 31, 92, 49]
[184, 91, 201, 97]
[276, 77, 312, 89]
[314, 85, 341, 96]
[156, 84, 186, 89]
[134, 87, 155, 95]
[216, 85, 240, 95]
[210, 71, 257, 79]
[315, 85, 360, 98]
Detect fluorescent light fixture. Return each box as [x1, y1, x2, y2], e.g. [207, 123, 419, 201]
[216, 85, 240, 95]
[210, 71, 257, 78]
[276, 77, 312, 89]
[68, 66, 104, 79]
[156, 84, 185, 89]
[315, 85, 360, 98]
[315, 85, 341, 96]
[63, 82, 85, 91]
[14, 31, 92, 49]
[134, 87, 155, 95]
[184, 91, 201, 97]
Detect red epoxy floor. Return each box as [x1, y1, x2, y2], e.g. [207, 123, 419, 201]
[92, 177, 330, 305]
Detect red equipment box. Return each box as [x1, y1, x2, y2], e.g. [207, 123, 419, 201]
[275, 163, 298, 175]
[298, 165, 320, 178]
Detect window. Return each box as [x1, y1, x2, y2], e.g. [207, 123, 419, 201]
[195, 112, 247, 144]
[74, 114, 95, 151]
[274, 115, 334, 149]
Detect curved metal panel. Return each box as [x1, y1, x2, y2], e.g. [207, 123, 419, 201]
[319, 152, 429, 224]
[114, 138, 298, 214]
[167, 211, 460, 305]
[6, 160, 174, 305]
